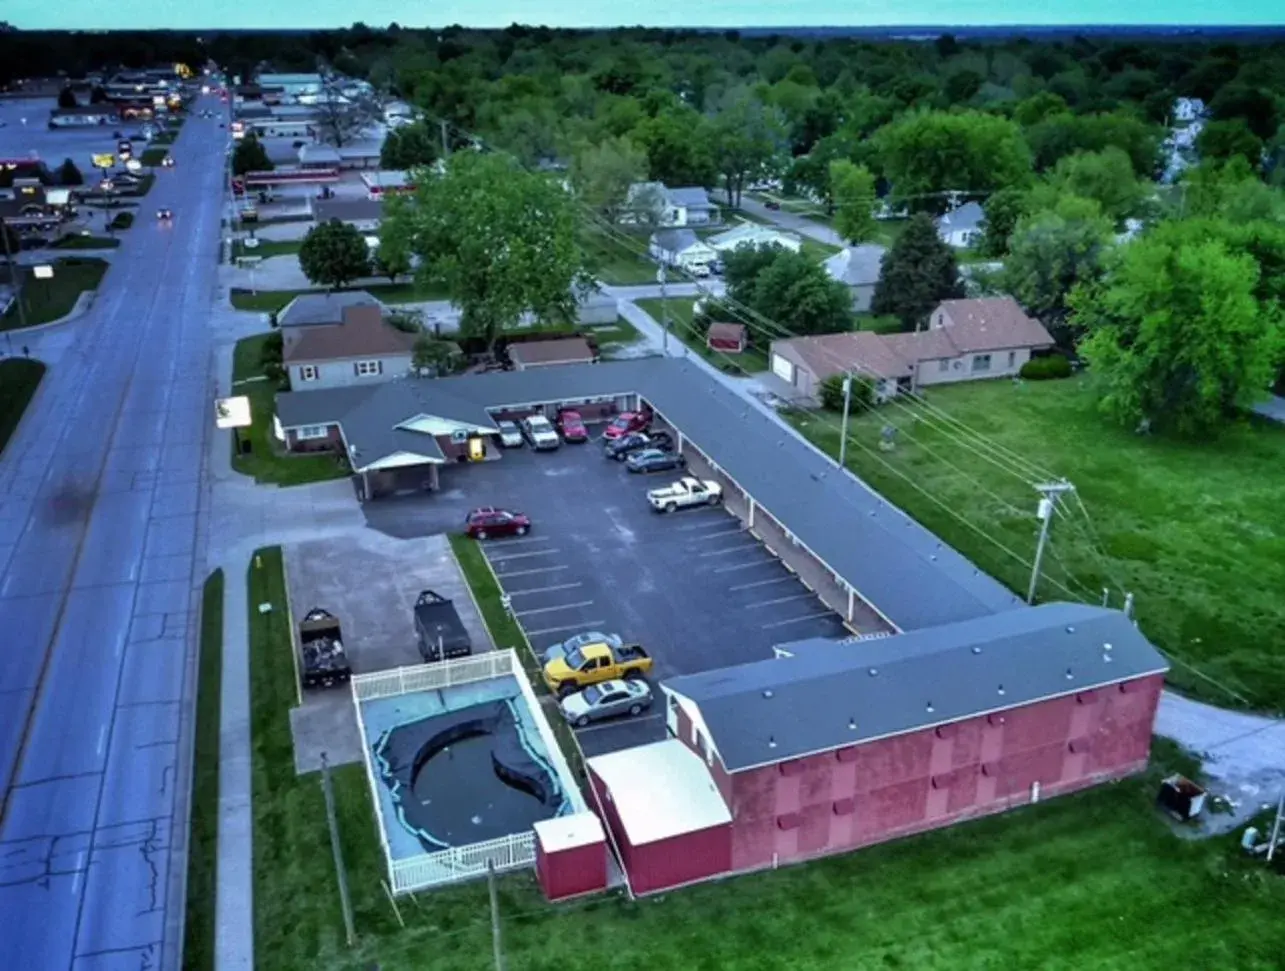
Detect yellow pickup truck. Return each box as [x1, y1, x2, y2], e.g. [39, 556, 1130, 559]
[542, 641, 653, 697]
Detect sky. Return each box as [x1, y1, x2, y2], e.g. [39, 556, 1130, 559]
[7, 0, 1284, 31]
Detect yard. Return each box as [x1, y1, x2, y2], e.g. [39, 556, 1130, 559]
[0, 358, 46, 454]
[233, 237, 302, 261]
[0, 257, 109, 329]
[230, 333, 351, 486]
[633, 297, 769, 375]
[140, 146, 169, 166]
[230, 279, 450, 313]
[786, 376, 1285, 712]
[578, 225, 660, 285]
[51, 234, 121, 250]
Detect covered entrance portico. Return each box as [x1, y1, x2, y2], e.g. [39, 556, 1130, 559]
[354, 451, 444, 501]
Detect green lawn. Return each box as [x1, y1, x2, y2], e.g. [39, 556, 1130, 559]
[230, 280, 450, 313]
[109, 211, 134, 231]
[0, 358, 46, 454]
[51, 234, 121, 250]
[1, 258, 109, 329]
[588, 315, 644, 357]
[233, 238, 302, 261]
[579, 226, 659, 285]
[140, 147, 169, 166]
[230, 333, 350, 487]
[787, 376, 1285, 711]
[183, 570, 225, 971]
[634, 297, 769, 375]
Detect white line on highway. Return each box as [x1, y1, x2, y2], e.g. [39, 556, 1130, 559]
[506, 582, 584, 597]
[747, 593, 817, 610]
[761, 612, 840, 630]
[573, 713, 664, 735]
[700, 544, 763, 558]
[514, 600, 595, 618]
[714, 559, 778, 574]
[729, 575, 796, 591]
[526, 619, 607, 637]
[486, 548, 560, 563]
[495, 564, 570, 579]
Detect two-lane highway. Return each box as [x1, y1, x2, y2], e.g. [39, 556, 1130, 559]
[0, 101, 225, 970]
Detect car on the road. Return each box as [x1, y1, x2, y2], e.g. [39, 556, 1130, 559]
[626, 448, 686, 474]
[604, 431, 653, 461]
[161, 156, 175, 168]
[603, 411, 649, 440]
[560, 679, 654, 728]
[496, 420, 524, 448]
[542, 630, 624, 665]
[765, 199, 782, 210]
[464, 507, 531, 540]
[557, 409, 590, 443]
[521, 414, 561, 450]
[647, 477, 722, 513]
[157, 208, 173, 221]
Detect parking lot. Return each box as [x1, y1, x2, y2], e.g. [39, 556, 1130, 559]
[364, 435, 851, 758]
[0, 97, 151, 176]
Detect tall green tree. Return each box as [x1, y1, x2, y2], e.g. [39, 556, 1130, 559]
[1045, 147, 1147, 226]
[979, 186, 1030, 258]
[1196, 119, 1264, 166]
[382, 152, 592, 349]
[231, 134, 272, 176]
[379, 122, 439, 170]
[298, 219, 372, 291]
[1180, 158, 1285, 222]
[709, 89, 785, 207]
[829, 160, 877, 244]
[570, 136, 649, 223]
[56, 158, 84, 186]
[725, 246, 851, 336]
[870, 213, 964, 330]
[1074, 235, 1283, 436]
[631, 109, 716, 188]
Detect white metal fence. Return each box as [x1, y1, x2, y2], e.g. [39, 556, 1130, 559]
[350, 650, 517, 702]
[389, 831, 537, 895]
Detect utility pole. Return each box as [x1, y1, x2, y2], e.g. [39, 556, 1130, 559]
[1267, 792, 1284, 864]
[320, 753, 356, 947]
[1027, 481, 1076, 604]
[487, 860, 506, 971]
[838, 374, 853, 468]
[0, 220, 29, 336]
[658, 264, 669, 355]
[440, 118, 451, 159]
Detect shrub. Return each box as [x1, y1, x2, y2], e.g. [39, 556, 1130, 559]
[819, 372, 876, 411]
[108, 212, 134, 231]
[1020, 355, 1073, 380]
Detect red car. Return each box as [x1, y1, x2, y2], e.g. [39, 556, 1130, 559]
[603, 411, 649, 440]
[464, 507, 531, 540]
[558, 410, 590, 443]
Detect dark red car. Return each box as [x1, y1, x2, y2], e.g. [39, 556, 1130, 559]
[557, 409, 590, 443]
[464, 507, 531, 540]
[603, 411, 649, 440]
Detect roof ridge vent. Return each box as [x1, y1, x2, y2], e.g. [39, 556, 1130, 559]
[925, 701, 934, 713]
[848, 717, 857, 730]
[1065, 668, 1074, 680]
[762, 689, 774, 699]
[971, 645, 982, 655]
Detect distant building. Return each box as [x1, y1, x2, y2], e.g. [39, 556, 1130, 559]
[936, 202, 985, 249]
[48, 106, 119, 129]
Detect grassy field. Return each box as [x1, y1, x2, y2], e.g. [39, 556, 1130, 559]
[588, 315, 644, 357]
[634, 297, 769, 375]
[230, 334, 350, 487]
[51, 234, 121, 249]
[0, 358, 46, 454]
[787, 376, 1285, 711]
[230, 279, 449, 313]
[233, 238, 302, 261]
[1, 257, 109, 329]
[183, 570, 225, 971]
[579, 226, 659, 285]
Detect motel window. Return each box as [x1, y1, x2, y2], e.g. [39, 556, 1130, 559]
[354, 359, 383, 376]
[1007, 351, 1016, 368]
[934, 725, 954, 740]
[987, 714, 1006, 727]
[980, 764, 994, 778]
[1076, 691, 1097, 705]
[778, 760, 804, 777]
[972, 354, 992, 373]
[1118, 681, 1134, 694]
[1068, 740, 1086, 755]
[297, 425, 329, 441]
[835, 746, 859, 764]
[299, 365, 319, 381]
[938, 359, 950, 373]
[930, 776, 945, 790]
[776, 813, 802, 831]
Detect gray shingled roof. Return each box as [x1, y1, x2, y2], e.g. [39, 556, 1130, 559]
[651, 228, 702, 254]
[277, 290, 386, 327]
[665, 602, 1169, 772]
[275, 358, 1021, 630]
[825, 244, 886, 287]
[667, 186, 716, 210]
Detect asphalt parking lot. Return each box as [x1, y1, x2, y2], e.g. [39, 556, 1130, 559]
[364, 434, 851, 758]
[0, 98, 146, 175]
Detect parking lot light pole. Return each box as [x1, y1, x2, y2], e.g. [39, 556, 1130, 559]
[838, 374, 853, 468]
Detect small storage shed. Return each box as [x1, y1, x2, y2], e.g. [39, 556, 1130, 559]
[508, 338, 596, 371]
[706, 322, 747, 354]
[587, 738, 733, 896]
[534, 812, 609, 901]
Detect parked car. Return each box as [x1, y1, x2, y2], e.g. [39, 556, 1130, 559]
[496, 420, 524, 448]
[521, 415, 561, 450]
[542, 630, 625, 665]
[647, 477, 722, 513]
[161, 155, 175, 168]
[626, 448, 686, 474]
[543, 641, 653, 696]
[560, 679, 654, 728]
[646, 430, 674, 451]
[557, 409, 590, 443]
[605, 432, 653, 461]
[464, 507, 531, 539]
[603, 411, 650, 440]
[765, 200, 781, 210]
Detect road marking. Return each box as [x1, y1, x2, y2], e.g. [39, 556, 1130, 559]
[729, 575, 796, 591]
[690, 527, 745, 542]
[573, 713, 664, 735]
[700, 543, 763, 558]
[747, 593, 817, 610]
[761, 612, 841, 630]
[505, 582, 584, 597]
[486, 535, 549, 547]
[713, 559, 778, 574]
[494, 564, 570, 579]
[677, 516, 734, 532]
[97, 726, 108, 756]
[526, 619, 607, 637]
[514, 600, 595, 618]
[486, 548, 560, 563]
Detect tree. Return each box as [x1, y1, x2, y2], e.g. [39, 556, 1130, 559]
[370, 238, 411, 284]
[819, 372, 875, 411]
[383, 151, 592, 350]
[870, 213, 964, 330]
[631, 109, 716, 188]
[745, 248, 853, 336]
[57, 87, 77, 109]
[89, 85, 108, 104]
[411, 334, 460, 376]
[231, 134, 272, 176]
[979, 186, 1030, 258]
[1045, 147, 1147, 226]
[1074, 235, 1283, 436]
[379, 122, 438, 170]
[570, 136, 649, 223]
[56, 158, 83, 186]
[724, 243, 788, 302]
[1025, 110, 1162, 176]
[709, 89, 786, 207]
[298, 219, 372, 291]
[829, 160, 877, 244]
[1196, 119, 1264, 167]
[1181, 158, 1285, 223]
[314, 87, 383, 148]
[1001, 195, 1114, 344]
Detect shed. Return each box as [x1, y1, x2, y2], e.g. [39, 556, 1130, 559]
[534, 812, 609, 901]
[706, 322, 747, 354]
[508, 338, 596, 371]
[587, 738, 733, 895]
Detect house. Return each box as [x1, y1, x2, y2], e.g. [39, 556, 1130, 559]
[1173, 97, 1206, 124]
[284, 304, 416, 390]
[298, 144, 342, 169]
[337, 141, 384, 171]
[276, 290, 387, 328]
[257, 73, 325, 97]
[588, 601, 1167, 896]
[508, 338, 597, 371]
[626, 182, 721, 227]
[48, 106, 119, 128]
[824, 245, 886, 313]
[706, 223, 801, 255]
[649, 229, 717, 272]
[937, 202, 985, 248]
[361, 170, 416, 198]
[768, 297, 1054, 402]
[309, 198, 384, 232]
[706, 322, 748, 355]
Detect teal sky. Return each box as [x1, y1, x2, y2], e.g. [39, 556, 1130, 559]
[7, 0, 1283, 30]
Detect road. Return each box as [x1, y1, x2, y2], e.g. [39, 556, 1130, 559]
[0, 100, 224, 971]
[738, 195, 845, 247]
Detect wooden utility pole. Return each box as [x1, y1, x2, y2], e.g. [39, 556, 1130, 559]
[487, 860, 506, 971]
[320, 752, 357, 946]
[440, 119, 451, 159]
[1027, 481, 1076, 604]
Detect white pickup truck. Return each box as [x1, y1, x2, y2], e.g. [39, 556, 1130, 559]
[647, 477, 723, 513]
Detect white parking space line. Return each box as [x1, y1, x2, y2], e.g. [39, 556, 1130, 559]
[761, 612, 844, 629]
[714, 559, 779, 574]
[700, 543, 765, 558]
[690, 526, 745, 541]
[747, 593, 818, 610]
[505, 582, 584, 597]
[488, 535, 552, 547]
[514, 600, 596, 618]
[526, 620, 608, 637]
[494, 565, 571, 579]
[486, 548, 561, 562]
[676, 516, 734, 532]
[729, 575, 797, 592]
[573, 713, 664, 735]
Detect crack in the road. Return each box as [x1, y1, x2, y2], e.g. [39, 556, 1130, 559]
[138, 818, 162, 915]
[0, 832, 87, 889]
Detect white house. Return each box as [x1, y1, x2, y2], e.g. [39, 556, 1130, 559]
[937, 202, 985, 249]
[1173, 97, 1206, 124]
[706, 222, 802, 255]
[824, 244, 886, 313]
[649, 229, 717, 271]
[625, 182, 720, 227]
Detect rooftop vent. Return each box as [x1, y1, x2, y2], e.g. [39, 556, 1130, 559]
[997, 684, 1006, 696]
[971, 645, 982, 655]
[762, 689, 774, 699]
[848, 718, 857, 730]
[767, 736, 777, 748]
[1065, 625, 1076, 633]
[1065, 668, 1074, 680]
[1103, 642, 1113, 652]
[926, 702, 934, 713]
[868, 667, 878, 677]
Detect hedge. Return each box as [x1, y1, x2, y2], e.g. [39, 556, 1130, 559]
[1020, 355, 1073, 380]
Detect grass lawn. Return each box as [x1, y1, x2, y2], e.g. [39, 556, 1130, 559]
[579, 226, 659, 285]
[786, 376, 1285, 711]
[634, 297, 769, 375]
[1, 258, 109, 330]
[0, 358, 46, 455]
[230, 333, 350, 487]
[52, 234, 121, 250]
[140, 147, 169, 166]
[183, 570, 225, 971]
[229, 280, 450, 314]
[233, 238, 302, 261]
[588, 315, 644, 357]
[109, 211, 135, 230]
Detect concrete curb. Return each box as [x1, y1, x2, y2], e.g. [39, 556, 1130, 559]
[2, 289, 96, 337]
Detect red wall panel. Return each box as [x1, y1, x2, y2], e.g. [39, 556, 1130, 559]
[535, 836, 608, 902]
[630, 825, 733, 896]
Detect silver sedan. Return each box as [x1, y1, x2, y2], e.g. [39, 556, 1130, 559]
[560, 679, 653, 727]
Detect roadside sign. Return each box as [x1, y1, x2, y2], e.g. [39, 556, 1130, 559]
[92, 153, 115, 169]
[214, 396, 252, 429]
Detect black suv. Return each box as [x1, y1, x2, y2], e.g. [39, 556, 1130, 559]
[605, 430, 673, 460]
